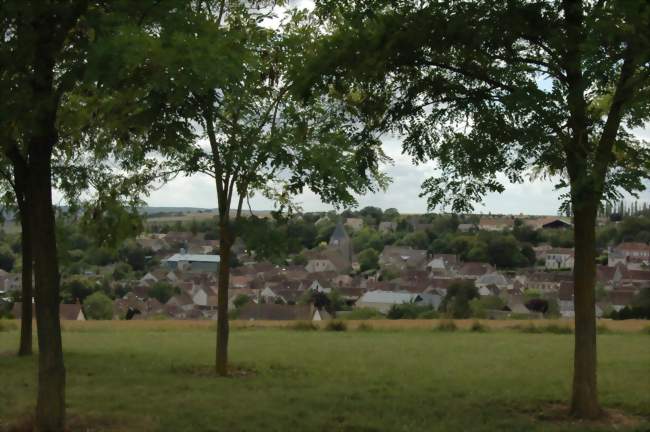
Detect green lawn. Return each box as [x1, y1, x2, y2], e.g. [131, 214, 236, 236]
[0, 325, 649, 432]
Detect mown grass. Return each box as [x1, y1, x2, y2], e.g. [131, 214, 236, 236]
[0, 322, 648, 432]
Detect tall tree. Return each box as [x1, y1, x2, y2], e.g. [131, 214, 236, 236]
[0, 2, 190, 429]
[159, 2, 387, 375]
[307, 0, 650, 419]
[0, 154, 33, 356]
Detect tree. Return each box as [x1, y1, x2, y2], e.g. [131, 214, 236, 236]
[439, 280, 479, 319]
[83, 292, 113, 320]
[0, 2, 187, 428]
[0, 245, 15, 272]
[147, 281, 178, 304]
[162, 5, 386, 375]
[357, 248, 379, 271]
[309, 0, 650, 418]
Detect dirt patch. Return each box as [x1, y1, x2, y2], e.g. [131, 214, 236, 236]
[533, 403, 646, 429]
[169, 362, 257, 378]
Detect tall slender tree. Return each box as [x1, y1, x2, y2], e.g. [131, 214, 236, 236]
[157, 2, 387, 375]
[0, 153, 33, 357]
[0, 2, 192, 429]
[307, 0, 649, 419]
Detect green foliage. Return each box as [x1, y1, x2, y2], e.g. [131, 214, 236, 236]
[0, 246, 15, 272]
[356, 322, 374, 331]
[291, 321, 318, 331]
[61, 276, 95, 303]
[357, 248, 379, 272]
[470, 321, 488, 333]
[325, 320, 347, 332]
[515, 324, 573, 334]
[232, 294, 251, 309]
[83, 292, 114, 320]
[469, 296, 505, 318]
[435, 320, 458, 332]
[387, 303, 436, 320]
[147, 281, 178, 304]
[340, 308, 384, 320]
[440, 280, 479, 319]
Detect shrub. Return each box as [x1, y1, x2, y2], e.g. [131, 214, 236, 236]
[435, 319, 457, 332]
[417, 309, 439, 319]
[325, 320, 347, 332]
[340, 308, 384, 320]
[291, 321, 318, 331]
[83, 292, 114, 320]
[357, 322, 374, 332]
[469, 321, 488, 332]
[387, 303, 435, 320]
[515, 323, 572, 334]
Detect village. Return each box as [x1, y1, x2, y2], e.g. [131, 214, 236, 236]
[5, 209, 646, 323]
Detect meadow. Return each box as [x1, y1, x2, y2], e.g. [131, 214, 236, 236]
[0, 320, 649, 432]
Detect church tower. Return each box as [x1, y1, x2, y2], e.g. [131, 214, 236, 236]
[329, 220, 352, 265]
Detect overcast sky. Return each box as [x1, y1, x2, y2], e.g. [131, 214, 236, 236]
[133, 2, 650, 215]
[144, 127, 650, 215]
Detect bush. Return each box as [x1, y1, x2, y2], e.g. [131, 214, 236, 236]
[340, 308, 384, 320]
[291, 321, 318, 331]
[416, 309, 439, 319]
[469, 321, 488, 332]
[387, 303, 435, 320]
[435, 319, 457, 332]
[325, 320, 347, 332]
[83, 292, 114, 320]
[357, 322, 373, 332]
[515, 323, 573, 334]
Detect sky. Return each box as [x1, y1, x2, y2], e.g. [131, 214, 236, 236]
[119, 1, 650, 215]
[144, 127, 650, 215]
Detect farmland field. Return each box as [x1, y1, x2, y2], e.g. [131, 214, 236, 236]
[0, 320, 649, 432]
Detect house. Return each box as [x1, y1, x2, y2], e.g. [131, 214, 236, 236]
[609, 242, 650, 269]
[476, 272, 511, 294]
[356, 290, 433, 313]
[524, 217, 572, 230]
[237, 303, 315, 320]
[532, 244, 553, 261]
[427, 254, 458, 272]
[379, 246, 428, 271]
[344, 217, 364, 232]
[457, 223, 476, 233]
[545, 248, 574, 270]
[162, 251, 220, 273]
[12, 303, 85, 321]
[478, 217, 514, 231]
[378, 221, 397, 233]
[304, 249, 350, 273]
[456, 262, 494, 278]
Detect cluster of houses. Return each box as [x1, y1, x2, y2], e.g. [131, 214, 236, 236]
[107, 220, 649, 321]
[3, 215, 648, 321]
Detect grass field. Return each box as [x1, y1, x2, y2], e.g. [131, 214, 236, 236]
[0, 320, 649, 432]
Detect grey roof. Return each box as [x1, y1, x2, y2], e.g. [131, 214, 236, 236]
[163, 253, 220, 263]
[358, 290, 421, 304]
[476, 272, 510, 286]
[330, 220, 349, 243]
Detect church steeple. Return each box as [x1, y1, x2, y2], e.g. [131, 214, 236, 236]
[329, 219, 352, 265]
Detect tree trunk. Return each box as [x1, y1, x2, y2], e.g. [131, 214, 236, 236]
[570, 201, 602, 419]
[29, 150, 65, 431]
[17, 202, 33, 357]
[216, 220, 231, 376]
